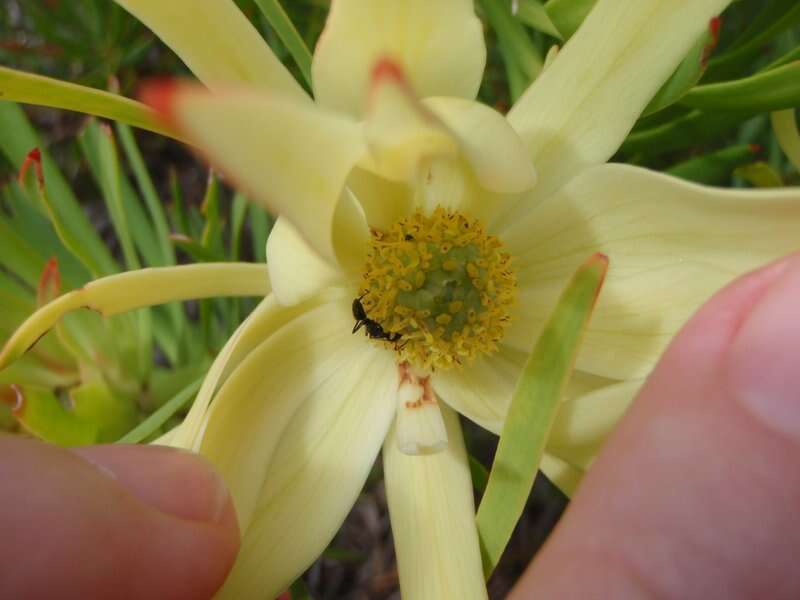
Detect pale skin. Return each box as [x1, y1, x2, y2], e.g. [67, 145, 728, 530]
[2, 254, 800, 599]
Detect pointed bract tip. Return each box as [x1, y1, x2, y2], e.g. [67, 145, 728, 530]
[702, 17, 722, 67]
[370, 57, 406, 84]
[139, 78, 182, 123]
[709, 16, 722, 38]
[37, 257, 62, 306]
[18, 148, 44, 186]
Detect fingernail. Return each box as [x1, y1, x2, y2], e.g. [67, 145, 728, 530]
[74, 445, 231, 523]
[727, 257, 800, 440]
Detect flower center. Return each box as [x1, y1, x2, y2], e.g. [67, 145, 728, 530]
[356, 207, 516, 370]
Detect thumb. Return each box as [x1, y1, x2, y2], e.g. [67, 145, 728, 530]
[0, 438, 239, 599]
[511, 253, 800, 599]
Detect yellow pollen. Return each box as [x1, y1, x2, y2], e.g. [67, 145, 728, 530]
[357, 207, 517, 371]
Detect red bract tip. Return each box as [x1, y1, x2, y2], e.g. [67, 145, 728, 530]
[749, 144, 762, 154]
[18, 148, 44, 186]
[139, 78, 181, 122]
[702, 17, 722, 67]
[371, 57, 405, 84]
[709, 16, 722, 38]
[37, 257, 61, 306]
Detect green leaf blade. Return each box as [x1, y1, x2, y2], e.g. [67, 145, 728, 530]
[681, 62, 800, 113]
[476, 253, 609, 578]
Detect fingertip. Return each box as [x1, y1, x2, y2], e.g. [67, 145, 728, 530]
[73, 444, 234, 524]
[0, 438, 239, 599]
[72, 444, 242, 598]
[512, 254, 800, 599]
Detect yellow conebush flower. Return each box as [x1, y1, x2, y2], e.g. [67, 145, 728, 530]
[1, 1, 800, 598]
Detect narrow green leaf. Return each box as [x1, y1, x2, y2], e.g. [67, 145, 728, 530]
[249, 204, 272, 263]
[201, 172, 224, 256]
[17, 154, 115, 279]
[544, 0, 597, 40]
[168, 168, 191, 236]
[79, 121, 140, 270]
[115, 123, 176, 266]
[117, 378, 202, 444]
[666, 144, 760, 184]
[479, 0, 543, 99]
[230, 192, 249, 261]
[252, 0, 312, 87]
[146, 362, 210, 411]
[78, 121, 154, 381]
[0, 220, 48, 287]
[734, 162, 785, 188]
[171, 234, 226, 263]
[0, 357, 78, 389]
[476, 253, 609, 578]
[621, 109, 753, 157]
[1, 183, 90, 288]
[771, 109, 800, 171]
[766, 45, 800, 71]
[0, 66, 179, 139]
[681, 62, 800, 113]
[643, 18, 718, 117]
[469, 454, 490, 494]
[0, 102, 117, 277]
[705, 1, 800, 82]
[515, 0, 562, 39]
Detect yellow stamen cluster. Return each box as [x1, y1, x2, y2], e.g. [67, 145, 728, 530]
[358, 207, 516, 371]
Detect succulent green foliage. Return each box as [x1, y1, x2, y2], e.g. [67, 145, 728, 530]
[682, 61, 800, 113]
[616, 2, 800, 186]
[0, 105, 274, 442]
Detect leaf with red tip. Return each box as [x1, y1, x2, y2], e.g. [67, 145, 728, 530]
[0, 263, 269, 371]
[20, 145, 115, 278]
[0, 65, 179, 139]
[643, 15, 720, 116]
[37, 257, 62, 307]
[17, 148, 43, 186]
[682, 61, 800, 113]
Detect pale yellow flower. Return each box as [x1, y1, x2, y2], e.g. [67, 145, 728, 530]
[2, 1, 800, 598]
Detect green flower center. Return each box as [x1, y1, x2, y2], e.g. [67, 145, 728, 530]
[357, 207, 516, 371]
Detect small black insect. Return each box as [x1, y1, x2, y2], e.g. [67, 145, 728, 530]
[352, 294, 402, 343]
